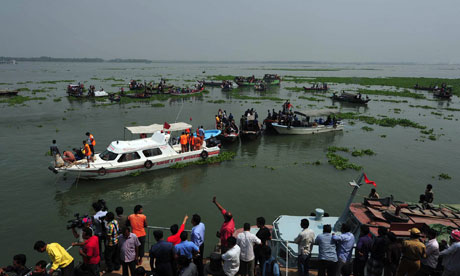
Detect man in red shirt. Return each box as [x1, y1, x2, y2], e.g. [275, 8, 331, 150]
[77, 228, 100, 276]
[213, 196, 235, 253]
[167, 215, 189, 245]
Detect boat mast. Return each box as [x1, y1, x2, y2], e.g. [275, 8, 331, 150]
[333, 173, 364, 231]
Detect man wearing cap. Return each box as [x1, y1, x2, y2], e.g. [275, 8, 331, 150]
[396, 228, 426, 276]
[439, 229, 460, 276]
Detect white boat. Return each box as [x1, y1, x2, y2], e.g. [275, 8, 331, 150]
[93, 90, 108, 97]
[51, 122, 220, 180]
[271, 109, 344, 135]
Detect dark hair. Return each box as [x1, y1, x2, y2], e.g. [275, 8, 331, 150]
[227, 236, 237, 247]
[244, 223, 251, 231]
[52, 140, 56, 144]
[106, 212, 115, 221]
[134, 267, 146, 276]
[387, 232, 397, 242]
[82, 227, 93, 237]
[360, 225, 370, 236]
[33, 241, 46, 251]
[116, 207, 124, 215]
[341, 223, 351, 233]
[13, 254, 26, 266]
[224, 212, 233, 222]
[378, 226, 387, 236]
[170, 224, 179, 234]
[180, 231, 188, 241]
[192, 214, 201, 224]
[428, 228, 437, 239]
[177, 255, 191, 268]
[83, 140, 87, 144]
[323, 224, 332, 233]
[257, 217, 265, 226]
[92, 201, 102, 212]
[263, 246, 272, 259]
[371, 188, 376, 193]
[427, 184, 433, 190]
[121, 227, 130, 233]
[154, 230, 163, 241]
[301, 219, 309, 229]
[134, 205, 142, 214]
[86, 132, 90, 136]
[36, 260, 47, 269]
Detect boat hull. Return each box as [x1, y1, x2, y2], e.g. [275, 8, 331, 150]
[272, 123, 344, 135]
[240, 131, 261, 140]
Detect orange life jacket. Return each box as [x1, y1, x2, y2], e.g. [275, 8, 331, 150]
[84, 144, 92, 156]
[180, 135, 188, 145]
[89, 134, 96, 146]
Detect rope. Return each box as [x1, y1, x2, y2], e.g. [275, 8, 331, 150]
[174, 101, 185, 123]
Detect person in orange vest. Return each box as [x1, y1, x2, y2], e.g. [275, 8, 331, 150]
[190, 133, 196, 151]
[86, 132, 96, 156]
[82, 140, 92, 168]
[186, 129, 192, 152]
[180, 132, 188, 153]
[194, 135, 202, 150]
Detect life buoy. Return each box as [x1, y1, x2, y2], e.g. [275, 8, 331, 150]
[200, 150, 209, 160]
[98, 167, 107, 176]
[144, 160, 153, 169]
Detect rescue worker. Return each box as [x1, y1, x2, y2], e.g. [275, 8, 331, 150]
[190, 133, 196, 151]
[86, 132, 96, 156]
[396, 228, 426, 276]
[82, 140, 92, 168]
[180, 132, 188, 153]
[194, 136, 202, 151]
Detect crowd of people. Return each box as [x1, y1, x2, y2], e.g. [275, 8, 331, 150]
[215, 109, 238, 136]
[51, 132, 96, 169]
[264, 102, 338, 128]
[240, 109, 260, 133]
[178, 127, 206, 153]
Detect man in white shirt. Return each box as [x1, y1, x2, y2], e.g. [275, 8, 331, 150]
[418, 228, 439, 276]
[221, 237, 240, 276]
[294, 219, 315, 276]
[237, 223, 261, 276]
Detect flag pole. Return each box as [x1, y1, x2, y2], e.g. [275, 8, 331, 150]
[333, 172, 364, 231]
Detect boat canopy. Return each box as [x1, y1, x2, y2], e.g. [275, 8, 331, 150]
[107, 131, 168, 154]
[294, 109, 340, 117]
[125, 122, 192, 134]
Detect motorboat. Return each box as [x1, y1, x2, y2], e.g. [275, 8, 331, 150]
[271, 109, 344, 135]
[331, 91, 370, 104]
[262, 74, 281, 85]
[0, 90, 19, 96]
[50, 122, 220, 179]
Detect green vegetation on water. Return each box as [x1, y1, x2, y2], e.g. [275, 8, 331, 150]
[207, 100, 227, 104]
[358, 89, 425, 99]
[338, 112, 426, 129]
[285, 87, 304, 92]
[326, 152, 362, 171]
[170, 151, 236, 169]
[438, 173, 451, 180]
[298, 96, 325, 102]
[39, 80, 75, 84]
[210, 75, 236, 81]
[361, 126, 374, 131]
[352, 149, 375, 157]
[0, 96, 47, 106]
[379, 99, 408, 103]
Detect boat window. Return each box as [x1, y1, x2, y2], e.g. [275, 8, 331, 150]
[143, 148, 162, 157]
[99, 150, 118, 161]
[117, 152, 141, 163]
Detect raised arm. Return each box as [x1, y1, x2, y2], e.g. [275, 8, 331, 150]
[182, 215, 189, 225]
[212, 196, 225, 213]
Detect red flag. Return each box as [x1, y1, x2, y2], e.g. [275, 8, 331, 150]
[163, 122, 170, 129]
[190, 117, 192, 121]
[363, 173, 377, 187]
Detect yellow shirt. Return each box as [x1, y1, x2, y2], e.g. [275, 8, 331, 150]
[402, 238, 426, 261]
[46, 243, 74, 270]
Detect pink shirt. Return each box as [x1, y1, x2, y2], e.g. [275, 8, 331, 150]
[220, 209, 235, 247]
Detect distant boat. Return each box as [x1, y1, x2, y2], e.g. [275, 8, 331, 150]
[0, 90, 19, 96]
[331, 91, 370, 104]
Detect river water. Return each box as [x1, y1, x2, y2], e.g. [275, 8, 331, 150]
[0, 62, 459, 263]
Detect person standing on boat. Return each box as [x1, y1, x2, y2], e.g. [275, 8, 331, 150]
[50, 140, 60, 157]
[395, 228, 426, 276]
[254, 217, 271, 274]
[180, 132, 188, 153]
[128, 205, 148, 265]
[167, 215, 189, 246]
[199, 126, 205, 139]
[315, 224, 338, 276]
[213, 196, 235, 253]
[294, 219, 315, 276]
[332, 223, 355, 276]
[33, 241, 74, 276]
[191, 214, 205, 276]
[237, 223, 261, 276]
[83, 141, 92, 167]
[354, 225, 372, 276]
[85, 132, 96, 156]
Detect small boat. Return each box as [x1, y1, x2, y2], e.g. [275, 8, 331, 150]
[91, 90, 109, 97]
[240, 114, 262, 140]
[254, 82, 267, 91]
[303, 85, 328, 92]
[217, 123, 239, 143]
[271, 109, 344, 135]
[124, 93, 151, 99]
[49, 123, 220, 179]
[108, 93, 121, 102]
[0, 90, 19, 96]
[331, 91, 370, 104]
[170, 87, 204, 96]
[234, 76, 259, 87]
[433, 89, 452, 99]
[193, 129, 222, 147]
[263, 74, 281, 85]
[129, 80, 144, 91]
[203, 81, 223, 87]
[67, 84, 85, 96]
[413, 84, 437, 91]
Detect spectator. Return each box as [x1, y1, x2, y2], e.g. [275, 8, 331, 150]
[149, 230, 175, 276]
[177, 255, 198, 276]
[75, 228, 100, 276]
[167, 215, 189, 246]
[354, 225, 372, 276]
[213, 196, 235, 253]
[119, 227, 141, 276]
[294, 219, 315, 276]
[315, 224, 337, 276]
[222, 237, 241, 276]
[254, 217, 271, 273]
[0, 254, 30, 276]
[30, 260, 49, 276]
[396, 228, 426, 276]
[367, 226, 388, 276]
[71, 217, 93, 243]
[92, 200, 108, 257]
[237, 223, 261, 276]
[128, 205, 148, 265]
[175, 232, 200, 260]
[332, 223, 355, 276]
[33, 241, 74, 276]
[116, 207, 129, 228]
[384, 232, 401, 276]
[261, 247, 279, 276]
[439, 229, 460, 276]
[417, 228, 439, 276]
[191, 214, 205, 276]
[105, 212, 120, 272]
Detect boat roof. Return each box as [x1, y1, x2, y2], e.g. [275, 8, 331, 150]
[350, 198, 460, 238]
[294, 109, 340, 117]
[125, 122, 192, 134]
[107, 131, 168, 154]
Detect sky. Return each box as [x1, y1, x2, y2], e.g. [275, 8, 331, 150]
[1, 0, 459, 63]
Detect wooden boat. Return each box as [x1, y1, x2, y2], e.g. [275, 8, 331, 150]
[263, 74, 281, 85]
[234, 76, 259, 87]
[109, 93, 121, 102]
[414, 84, 437, 91]
[254, 83, 267, 91]
[67, 84, 85, 96]
[217, 124, 239, 143]
[331, 91, 370, 104]
[240, 121, 262, 140]
[271, 109, 344, 135]
[303, 86, 328, 92]
[0, 90, 19, 96]
[433, 90, 452, 99]
[170, 87, 204, 96]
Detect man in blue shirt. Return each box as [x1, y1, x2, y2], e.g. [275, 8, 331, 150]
[149, 230, 175, 276]
[332, 223, 355, 276]
[315, 224, 337, 276]
[262, 247, 279, 276]
[191, 214, 205, 276]
[198, 126, 205, 138]
[175, 232, 200, 260]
